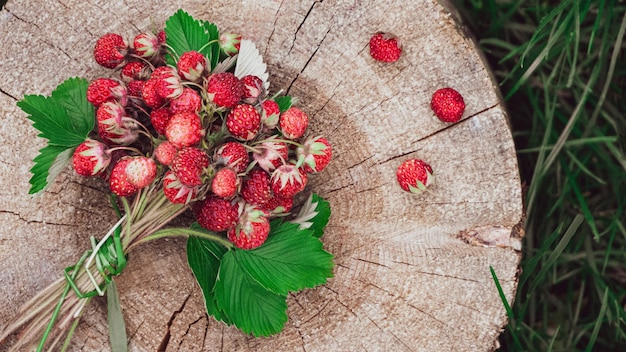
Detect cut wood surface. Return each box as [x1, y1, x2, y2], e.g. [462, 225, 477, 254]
[0, 0, 523, 351]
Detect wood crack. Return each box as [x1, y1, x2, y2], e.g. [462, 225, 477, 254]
[156, 293, 191, 352]
[0, 87, 18, 101]
[0, 209, 78, 227]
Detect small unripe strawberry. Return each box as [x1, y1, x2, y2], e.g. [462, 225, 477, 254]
[154, 141, 178, 166]
[219, 33, 241, 56]
[206, 72, 244, 108]
[87, 78, 127, 107]
[280, 107, 308, 139]
[169, 87, 202, 114]
[271, 163, 308, 198]
[369, 32, 402, 62]
[171, 146, 209, 187]
[226, 104, 261, 141]
[212, 167, 239, 199]
[165, 112, 204, 149]
[109, 158, 138, 197]
[94, 33, 128, 69]
[132, 32, 159, 59]
[431, 87, 465, 123]
[124, 156, 157, 189]
[72, 139, 111, 177]
[163, 170, 198, 204]
[396, 159, 433, 194]
[215, 142, 249, 174]
[241, 75, 264, 104]
[196, 196, 239, 232]
[177, 51, 207, 83]
[297, 136, 332, 173]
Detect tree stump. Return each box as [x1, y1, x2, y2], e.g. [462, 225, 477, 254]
[0, 0, 523, 351]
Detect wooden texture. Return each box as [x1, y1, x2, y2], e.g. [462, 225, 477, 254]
[0, 0, 523, 351]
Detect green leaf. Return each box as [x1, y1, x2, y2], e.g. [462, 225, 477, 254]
[51, 77, 95, 135]
[186, 224, 231, 324]
[107, 279, 128, 352]
[201, 20, 221, 71]
[28, 145, 74, 194]
[237, 221, 334, 295]
[164, 9, 216, 67]
[290, 194, 331, 238]
[274, 96, 293, 112]
[18, 95, 85, 147]
[215, 251, 288, 337]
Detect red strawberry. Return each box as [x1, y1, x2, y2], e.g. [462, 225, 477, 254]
[171, 146, 209, 187]
[127, 80, 145, 98]
[241, 75, 263, 104]
[369, 32, 402, 62]
[150, 108, 172, 136]
[177, 51, 207, 83]
[261, 194, 293, 214]
[206, 72, 244, 108]
[219, 33, 241, 56]
[260, 100, 280, 130]
[94, 33, 128, 69]
[124, 156, 157, 189]
[431, 87, 465, 123]
[132, 32, 159, 59]
[141, 78, 166, 109]
[196, 196, 238, 232]
[169, 87, 202, 114]
[215, 142, 249, 173]
[87, 78, 127, 107]
[163, 170, 198, 204]
[297, 136, 332, 173]
[165, 112, 204, 148]
[226, 104, 261, 141]
[228, 210, 270, 250]
[240, 168, 272, 206]
[154, 141, 178, 166]
[96, 101, 138, 145]
[72, 139, 111, 177]
[120, 61, 149, 82]
[109, 158, 138, 197]
[157, 30, 167, 44]
[252, 136, 288, 173]
[156, 67, 183, 99]
[212, 167, 239, 199]
[396, 159, 433, 194]
[279, 107, 308, 139]
[271, 164, 308, 198]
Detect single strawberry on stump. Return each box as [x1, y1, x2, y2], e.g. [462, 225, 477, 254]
[369, 32, 402, 63]
[397, 158, 434, 194]
[431, 87, 465, 123]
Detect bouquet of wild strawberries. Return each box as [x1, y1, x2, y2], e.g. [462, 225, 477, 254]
[0, 9, 334, 351]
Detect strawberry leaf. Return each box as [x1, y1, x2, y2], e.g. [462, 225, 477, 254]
[201, 20, 221, 71]
[236, 221, 334, 296]
[274, 96, 293, 112]
[18, 96, 87, 147]
[214, 250, 288, 337]
[51, 77, 95, 136]
[290, 194, 331, 238]
[28, 145, 73, 194]
[186, 224, 231, 324]
[164, 9, 217, 67]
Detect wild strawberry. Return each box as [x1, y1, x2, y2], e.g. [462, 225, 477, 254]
[94, 33, 128, 69]
[157, 30, 167, 44]
[120, 61, 149, 82]
[72, 139, 111, 177]
[228, 205, 270, 250]
[177, 51, 207, 83]
[124, 156, 157, 189]
[431, 87, 465, 123]
[96, 101, 138, 145]
[87, 78, 127, 107]
[132, 32, 159, 59]
[150, 108, 172, 136]
[165, 112, 204, 148]
[154, 141, 177, 166]
[219, 33, 241, 56]
[196, 196, 238, 232]
[261, 194, 293, 214]
[109, 158, 138, 197]
[369, 32, 402, 62]
[252, 136, 288, 173]
[127, 80, 145, 98]
[171, 146, 209, 187]
[240, 168, 272, 206]
[141, 78, 166, 109]
[226, 104, 261, 141]
[156, 67, 183, 99]
[163, 170, 198, 204]
[260, 100, 280, 130]
[396, 158, 433, 194]
[297, 136, 332, 173]
[206, 72, 243, 108]
[212, 167, 239, 198]
[271, 163, 308, 198]
[279, 107, 308, 139]
[215, 142, 249, 173]
[170, 87, 202, 114]
[241, 75, 263, 104]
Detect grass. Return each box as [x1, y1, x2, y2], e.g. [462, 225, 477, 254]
[453, 0, 626, 350]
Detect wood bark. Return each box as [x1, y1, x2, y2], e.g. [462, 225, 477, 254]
[0, 0, 523, 351]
